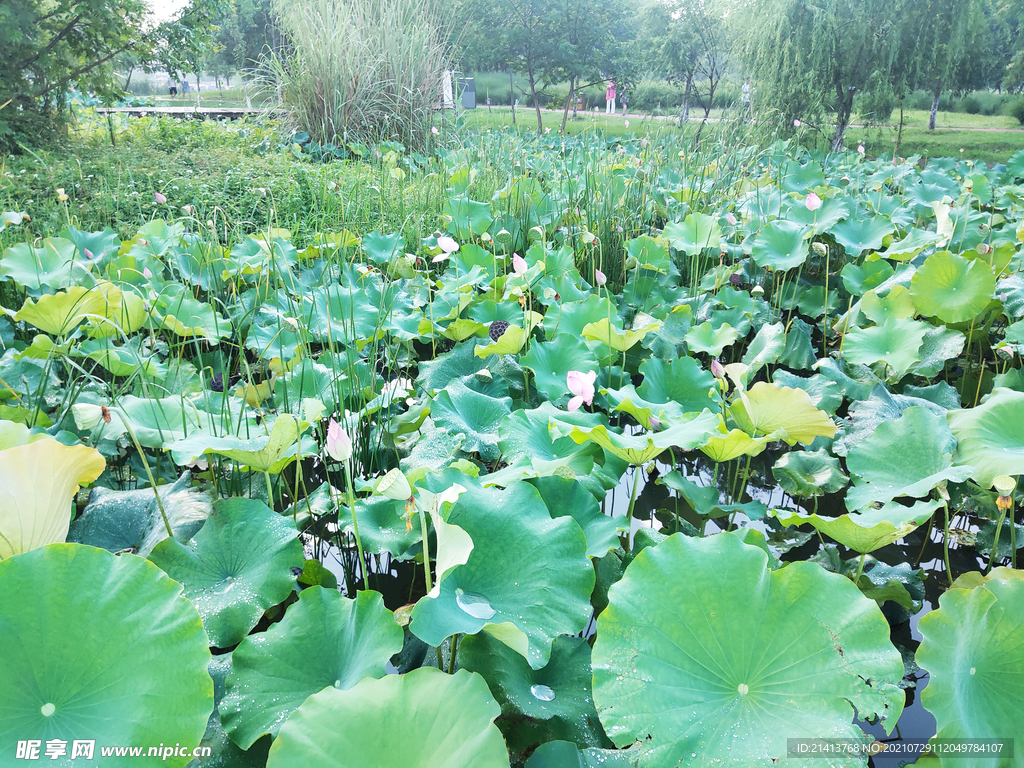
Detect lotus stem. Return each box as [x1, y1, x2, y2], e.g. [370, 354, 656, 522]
[343, 460, 371, 592]
[121, 414, 173, 539]
[417, 497, 432, 594]
[988, 508, 1007, 575]
[941, 499, 953, 586]
[854, 551, 866, 583]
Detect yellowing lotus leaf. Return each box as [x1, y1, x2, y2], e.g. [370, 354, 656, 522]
[86, 281, 148, 337]
[0, 439, 105, 559]
[731, 382, 836, 445]
[700, 428, 771, 462]
[14, 286, 106, 336]
[582, 318, 661, 352]
[475, 325, 527, 357]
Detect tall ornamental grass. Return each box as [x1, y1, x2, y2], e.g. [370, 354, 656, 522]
[270, 0, 452, 150]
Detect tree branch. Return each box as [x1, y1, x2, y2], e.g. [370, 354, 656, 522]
[34, 44, 134, 99]
[17, 13, 87, 71]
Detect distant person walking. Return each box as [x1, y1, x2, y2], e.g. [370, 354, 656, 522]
[605, 81, 616, 114]
[742, 78, 752, 119]
[621, 88, 629, 116]
[168, 77, 178, 97]
[182, 78, 190, 95]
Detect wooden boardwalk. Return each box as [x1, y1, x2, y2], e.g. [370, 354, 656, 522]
[97, 106, 266, 120]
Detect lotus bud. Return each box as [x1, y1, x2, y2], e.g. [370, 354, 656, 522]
[325, 418, 352, 463]
[83, 248, 94, 261]
[594, 268, 607, 286]
[711, 359, 725, 379]
[512, 254, 528, 276]
[154, 192, 167, 204]
[805, 192, 822, 211]
[994, 476, 1016, 513]
[726, 212, 737, 226]
[857, 145, 865, 156]
[375, 468, 412, 501]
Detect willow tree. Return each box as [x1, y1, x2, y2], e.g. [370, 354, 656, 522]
[739, 0, 909, 151]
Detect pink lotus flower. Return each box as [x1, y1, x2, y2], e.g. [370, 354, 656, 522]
[567, 370, 597, 412]
[154, 192, 167, 204]
[594, 268, 607, 286]
[83, 248, 94, 261]
[624, 119, 630, 128]
[857, 144, 865, 156]
[431, 126, 439, 135]
[437, 235, 459, 254]
[431, 254, 449, 263]
[793, 119, 801, 127]
[726, 213, 737, 226]
[711, 359, 725, 379]
[512, 253, 528, 276]
[325, 418, 352, 462]
[805, 192, 822, 211]
[143, 267, 153, 279]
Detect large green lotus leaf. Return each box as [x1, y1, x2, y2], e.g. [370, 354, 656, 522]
[846, 406, 974, 510]
[660, 471, 767, 521]
[0, 439, 105, 560]
[750, 220, 811, 271]
[339, 494, 422, 559]
[157, 290, 233, 343]
[526, 741, 635, 768]
[663, 213, 721, 255]
[772, 449, 848, 498]
[911, 250, 996, 324]
[222, 588, 403, 748]
[168, 414, 310, 473]
[772, 371, 843, 415]
[685, 321, 740, 355]
[860, 285, 915, 324]
[543, 294, 616, 339]
[592, 532, 905, 767]
[494, 407, 605, 490]
[603, 384, 688, 430]
[149, 498, 303, 648]
[917, 574, 1024, 767]
[568, 410, 721, 466]
[78, 395, 203, 450]
[947, 388, 1024, 487]
[730, 382, 836, 445]
[842, 261, 895, 297]
[0, 544, 213, 766]
[431, 380, 512, 463]
[774, 499, 941, 554]
[843, 317, 928, 378]
[68, 473, 211, 557]
[520, 333, 599, 404]
[264, 668, 510, 768]
[830, 215, 895, 256]
[741, 322, 786, 381]
[907, 325, 966, 378]
[880, 227, 945, 261]
[305, 283, 385, 348]
[191, 654, 271, 768]
[410, 481, 594, 669]
[0, 237, 85, 294]
[635, 356, 719, 414]
[458, 631, 608, 748]
[527, 475, 624, 558]
[583, 318, 661, 352]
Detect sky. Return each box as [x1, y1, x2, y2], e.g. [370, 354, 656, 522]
[148, 0, 191, 22]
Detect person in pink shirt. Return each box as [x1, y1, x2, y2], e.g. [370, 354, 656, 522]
[606, 81, 616, 114]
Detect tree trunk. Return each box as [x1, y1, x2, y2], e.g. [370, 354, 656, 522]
[510, 70, 516, 125]
[896, 103, 905, 155]
[560, 77, 575, 134]
[830, 86, 856, 152]
[528, 68, 543, 134]
[929, 81, 941, 130]
[678, 75, 692, 126]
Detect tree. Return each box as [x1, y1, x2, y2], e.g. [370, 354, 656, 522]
[641, 0, 728, 129]
[909, 0, 986, 130]
[739, 0, 910, 151]
[0, 0, 150, 149]
[545, 0, 635, 133]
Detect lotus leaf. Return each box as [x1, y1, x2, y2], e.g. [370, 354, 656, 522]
[520, 333, 600, 403]
[410, 481, 594, 668]
[773, 449, 848, 497]
[222, 588, 403, 748]
[845, 406, 974, 510]
[0, 544, 212, 766]
[730, 382, 836, 444]
[592, 532, 904, 766]
[663, 212, 721, 255]
[831, 216, 895, 256]
[0, 438, 105, 559]
[430, 380, 512, 463]
[911, 250, 996, 324]
[685, 321, 740, 355]
[947, 388, 1024, 487]
[527, 475, 624, 557]
[750, 220, 811, 271]
[264, 668, 510, 768]
[774, 499, 941, 553]
[583, 318, 661, 352]
[916, 573, 1024, 767]
[568, 410, 721, 466]
[149, 498, 303, 647]
[843, 317, 928, 377]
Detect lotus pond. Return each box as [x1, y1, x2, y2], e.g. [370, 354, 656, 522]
[1, 133, 1024, 767]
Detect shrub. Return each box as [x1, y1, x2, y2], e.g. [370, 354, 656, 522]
[1009, 98, 1024, 126]
[269, 0, 452, 150]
